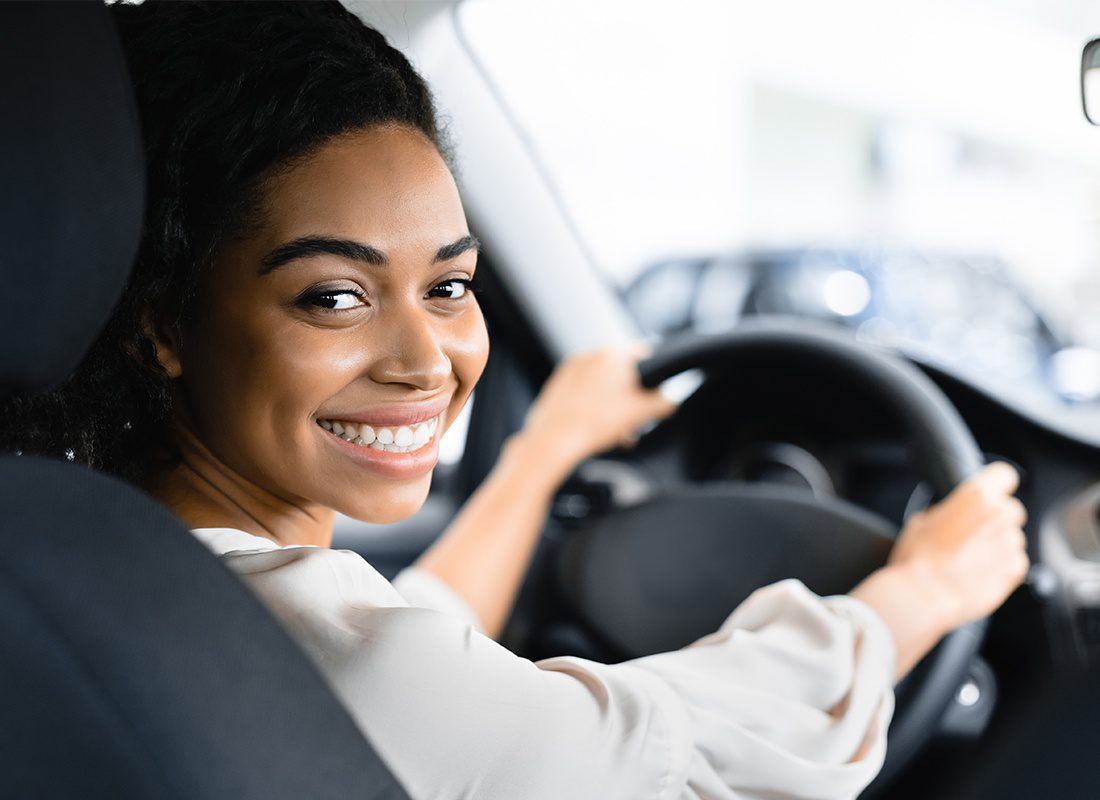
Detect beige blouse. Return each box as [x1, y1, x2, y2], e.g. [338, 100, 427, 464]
[192, 527, 896, 800]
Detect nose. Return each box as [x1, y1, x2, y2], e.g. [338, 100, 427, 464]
[366, 301, 451, 391]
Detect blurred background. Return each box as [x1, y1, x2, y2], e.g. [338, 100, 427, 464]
[457, 0, 1100, 430]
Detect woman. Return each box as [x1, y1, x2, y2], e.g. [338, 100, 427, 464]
[2, 2, 1028, 798]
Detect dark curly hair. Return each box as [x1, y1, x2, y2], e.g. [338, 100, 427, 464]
[0, 0, 451, 484]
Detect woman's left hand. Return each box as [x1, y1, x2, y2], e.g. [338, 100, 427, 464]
[517, 344, 679, 481]
[851, 462, 1029, 679]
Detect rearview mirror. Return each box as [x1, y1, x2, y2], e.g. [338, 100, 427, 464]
[1083, 38, 1100, 124]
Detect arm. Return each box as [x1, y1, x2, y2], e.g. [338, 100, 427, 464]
[408, 431, 575, 638]
[412, 345, 677, 638]
[245, 546, 902, 800]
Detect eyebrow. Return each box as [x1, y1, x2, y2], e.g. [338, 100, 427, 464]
[259, 234, 480, 274]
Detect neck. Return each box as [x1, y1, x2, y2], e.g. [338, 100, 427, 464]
[148, 422, 334, 548]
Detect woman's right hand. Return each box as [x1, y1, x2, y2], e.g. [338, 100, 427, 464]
[515, 344, 679, 484]
[419, 345, 678, 637]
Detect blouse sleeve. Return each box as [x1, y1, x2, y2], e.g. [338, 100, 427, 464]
[225, 547, 896, 800]
[391, 565, 484, 632]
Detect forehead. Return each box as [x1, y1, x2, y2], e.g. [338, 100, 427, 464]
[258, 125, 467, 251]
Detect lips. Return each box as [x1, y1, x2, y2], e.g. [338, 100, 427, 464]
[318, 398, 451, 428]
[316, 400, 449, 479]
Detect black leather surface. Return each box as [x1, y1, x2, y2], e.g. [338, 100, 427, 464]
[0, 2, 144, 395]
[638, 320, 982, 495]
[946, 665, 1100, 800]
[561, 483, 896, 656]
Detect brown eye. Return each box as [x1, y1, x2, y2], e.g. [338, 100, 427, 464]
[426, 279, 472, 300]
[301, 289, 365, 311]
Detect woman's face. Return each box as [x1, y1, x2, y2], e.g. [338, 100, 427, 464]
[170, 125, 488, 523]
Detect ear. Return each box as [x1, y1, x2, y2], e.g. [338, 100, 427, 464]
[141, 310, 184, 379]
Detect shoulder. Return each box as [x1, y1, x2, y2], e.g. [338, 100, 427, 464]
[191, 527, 410, 619]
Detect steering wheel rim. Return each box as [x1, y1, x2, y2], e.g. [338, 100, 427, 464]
[559, 318, 987, 787]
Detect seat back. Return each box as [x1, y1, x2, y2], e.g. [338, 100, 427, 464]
[0, 5, 409, 798]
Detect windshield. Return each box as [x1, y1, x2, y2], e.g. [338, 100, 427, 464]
[459, 0, 1100, 425]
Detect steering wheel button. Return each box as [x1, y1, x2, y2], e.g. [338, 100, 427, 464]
[956, 681, 981, 707]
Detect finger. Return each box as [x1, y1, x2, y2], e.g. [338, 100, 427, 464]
[622, 340, 653, 362]
[1002, 496, 1028, 527]
[976, 509, 1027, 545]
[1008, 549, 1031, 585]
[973, 496, 1027, 530]
[657, 368, 704, 407]
[618, 432, 640, 449]
[621, 394, 677, 437]
[986, 520, 1027, 548]
[620, 338, 651, 369]
[974, 461, 1021, 497]
[948, 463, 1018, 514]
[646, 390, 680, 419]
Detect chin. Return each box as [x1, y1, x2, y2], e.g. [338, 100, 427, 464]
[332, 476, 433, 525]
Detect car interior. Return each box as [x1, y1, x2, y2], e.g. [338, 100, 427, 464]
[4, 2, 1100, 799]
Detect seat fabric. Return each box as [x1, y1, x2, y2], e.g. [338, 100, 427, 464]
[0, 456, 408, 800]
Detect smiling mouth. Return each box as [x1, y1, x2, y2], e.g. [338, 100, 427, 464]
[317, 415, 440, 453]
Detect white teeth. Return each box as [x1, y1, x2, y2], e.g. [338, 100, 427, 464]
[319, 415, 440, 453]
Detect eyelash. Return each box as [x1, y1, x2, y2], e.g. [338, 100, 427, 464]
[301, 287, 365, 311]
[300, 278, 479, 312]
[425, 277, 477, 300]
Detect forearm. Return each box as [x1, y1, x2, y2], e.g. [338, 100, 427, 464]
[849, 564, 955, 682]
[412, 432, 574, 639]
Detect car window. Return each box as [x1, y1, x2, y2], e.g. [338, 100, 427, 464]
[459, 0, 1100, 421]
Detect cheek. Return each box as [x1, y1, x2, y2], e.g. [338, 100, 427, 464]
[429, 305, 488, 438]
[182, 306, 361, 442]
[275, 331, 366, 394]
[448, 306, 490, 406]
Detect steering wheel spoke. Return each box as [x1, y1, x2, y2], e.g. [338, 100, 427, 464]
[561, 483, 895, 655]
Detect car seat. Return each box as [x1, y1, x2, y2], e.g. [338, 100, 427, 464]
[0, 4, 410, 798]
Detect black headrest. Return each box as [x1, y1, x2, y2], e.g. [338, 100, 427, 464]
[0, 1, 144, 396]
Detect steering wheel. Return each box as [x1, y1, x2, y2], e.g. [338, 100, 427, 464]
[557, 318, 987, 786]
